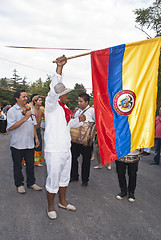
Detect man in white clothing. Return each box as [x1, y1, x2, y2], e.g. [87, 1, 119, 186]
[44, 55, 86, 220]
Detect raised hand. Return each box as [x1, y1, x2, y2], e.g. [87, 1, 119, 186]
[56, 55, 67, 66]
[56, 55, 67, 75]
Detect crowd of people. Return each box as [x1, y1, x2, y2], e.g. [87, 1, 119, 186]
[0, 104, 11, 134]
[1, 55, 161, 220]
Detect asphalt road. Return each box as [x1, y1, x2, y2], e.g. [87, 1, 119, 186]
[0, 133, 161, 240]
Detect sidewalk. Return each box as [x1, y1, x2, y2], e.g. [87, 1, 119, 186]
[0, 133, 161, 240]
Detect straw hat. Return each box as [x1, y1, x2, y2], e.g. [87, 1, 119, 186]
[54, 83, 73, 97]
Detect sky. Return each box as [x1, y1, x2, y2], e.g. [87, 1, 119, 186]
[0, 0, 155, 93]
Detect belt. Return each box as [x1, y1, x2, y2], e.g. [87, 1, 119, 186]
[123, 156, 139, 161]
[118, 155, 140, 163]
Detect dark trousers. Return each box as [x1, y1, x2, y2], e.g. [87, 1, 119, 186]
[115, 160, 138, 194]
[10, 147, 35, 187]
[71, 142, 92, 183]
[0, 120, 7, 133]
[154, 138, 161, 164]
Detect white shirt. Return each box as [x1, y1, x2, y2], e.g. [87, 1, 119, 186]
[44, 73, 83, 153]
[0, 111, 6, 120]
[7, 104, 37, 149]
[74, 105, 95, 122]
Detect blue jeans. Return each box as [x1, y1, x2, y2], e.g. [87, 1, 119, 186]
[154, 138, 161, 164]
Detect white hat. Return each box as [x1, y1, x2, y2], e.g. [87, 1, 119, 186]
[54, 83, 73, 97]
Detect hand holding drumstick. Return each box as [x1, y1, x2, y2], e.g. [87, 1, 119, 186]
[79, 114, 86, 122]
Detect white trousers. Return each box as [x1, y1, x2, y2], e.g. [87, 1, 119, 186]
[45, 151, 71, 193]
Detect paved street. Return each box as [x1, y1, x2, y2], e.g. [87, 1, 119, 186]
[0, 133, 161, 240]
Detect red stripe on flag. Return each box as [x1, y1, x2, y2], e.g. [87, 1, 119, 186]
[91, 49, 117, 165]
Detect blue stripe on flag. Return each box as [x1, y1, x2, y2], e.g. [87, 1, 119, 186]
[108, 44, 131, 158]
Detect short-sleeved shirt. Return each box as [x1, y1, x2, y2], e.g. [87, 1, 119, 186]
[155, 115, 161, 138]
[7, 103, 37, 149]
[74, 105, 95, 123]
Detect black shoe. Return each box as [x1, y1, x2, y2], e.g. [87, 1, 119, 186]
[81, 182, 88, 187]
[70, 177, 79, 182]
[150, 161, 159, 165]
[116, 192, 127, 200]
[128, 193, 135, 202]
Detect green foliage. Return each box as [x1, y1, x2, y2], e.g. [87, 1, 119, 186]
[89, 92, 94, 106]
[67, 83, 86, 110]
[11, 69, 22, 89]
[0, 71, 93, 110]
[0, 78, 8, 87]
[20, 76, 29, 89]
[0, 89, 15, 107]
[29, 75, 52, 97]
[0, 69, 29, 91]
[43, 75, 52, 92]
[134, 0, 161, 36]
[67, 83, 93, 110]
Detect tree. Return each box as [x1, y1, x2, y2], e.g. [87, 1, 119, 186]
[11, 69, 22, 89]
[134, 0, 161, 37]
[67, 83, 87, 110]
[29, 75, 52, 98]
[0, 89, 15, 107]
[0, 78, 8, 88]
[20, 76, 29, 89]
[134, 0, 161, 113]
[43, 75, 51, 92]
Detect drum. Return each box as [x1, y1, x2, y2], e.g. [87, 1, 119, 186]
[70, 122, 96, 146]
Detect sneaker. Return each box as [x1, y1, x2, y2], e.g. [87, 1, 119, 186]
[128, 193, 135, 202]
[37, 163, 43, 167]
[116, 192, 127, 200]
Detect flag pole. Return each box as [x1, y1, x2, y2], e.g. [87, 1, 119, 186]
[52, 52, 91, 63]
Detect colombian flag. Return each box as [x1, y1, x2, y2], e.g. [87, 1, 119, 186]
[91, 37, 161, 165]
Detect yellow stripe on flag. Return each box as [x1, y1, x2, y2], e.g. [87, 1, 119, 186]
[122, 37, 161, 150]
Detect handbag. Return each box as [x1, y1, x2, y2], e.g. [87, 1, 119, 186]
[70, 107, 96, 146]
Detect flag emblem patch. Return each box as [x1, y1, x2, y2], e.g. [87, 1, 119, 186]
[113, 90, 136, 116]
